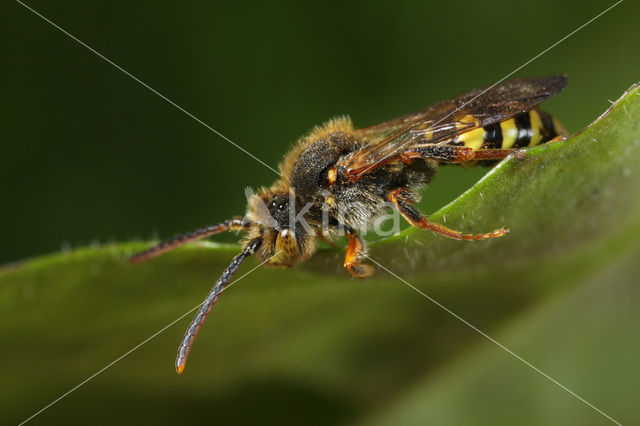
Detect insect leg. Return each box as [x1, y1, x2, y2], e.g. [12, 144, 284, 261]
[343, 229, 374, 278]
[388, 188, 508, 240]
[130, 217, 251, 263]
[472, 149, 522, 160]
[400, 145, 535, 163]
[400, 145, 476, 164]
[546, 135, 568, 143]
[472, 134, 567, 160]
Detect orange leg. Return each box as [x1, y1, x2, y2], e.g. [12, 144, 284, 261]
[388, 189, 508, 241]
[401, 146, 475, 164]
[547, 135, 568, 144]
[473, 136, 568, 160]
[472, 149, 519, 160]
[401, 146, 538, 163]
[343, 231, 374, 278]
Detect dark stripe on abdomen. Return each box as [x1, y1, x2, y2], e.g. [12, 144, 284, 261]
[482, 122, 503, 148]
[513, 112, 532, 148]
[537, 110, 557, 141]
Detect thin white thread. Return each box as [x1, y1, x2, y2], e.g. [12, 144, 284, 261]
[15, 0, 281, 177]
[366, 255, 622, 426]
[17, 252, 278, 426]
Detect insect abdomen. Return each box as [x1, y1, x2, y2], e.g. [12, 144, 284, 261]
[455, 110, 567, 151]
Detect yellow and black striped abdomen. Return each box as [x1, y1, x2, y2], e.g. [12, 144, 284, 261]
[454, 109, 567, 151]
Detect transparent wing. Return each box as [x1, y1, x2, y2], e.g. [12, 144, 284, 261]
[341, 74, 568, 180]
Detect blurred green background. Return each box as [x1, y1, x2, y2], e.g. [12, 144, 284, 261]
[3, 0, 640, 425]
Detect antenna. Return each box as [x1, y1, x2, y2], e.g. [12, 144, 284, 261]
[130, 218, 250, 263]
[175, 237, 262, 374]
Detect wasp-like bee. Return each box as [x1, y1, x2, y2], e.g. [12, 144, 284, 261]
[131, 75, 568, 373]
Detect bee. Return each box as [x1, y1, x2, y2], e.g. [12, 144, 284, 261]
[131, 74, 569, 373]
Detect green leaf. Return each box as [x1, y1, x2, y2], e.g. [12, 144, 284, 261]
[2, 84, 639, 425]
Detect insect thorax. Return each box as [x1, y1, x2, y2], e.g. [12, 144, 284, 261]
[285, 122, 435, 233]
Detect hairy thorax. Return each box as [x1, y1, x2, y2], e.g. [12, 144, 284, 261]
[285, 118, 436, 233]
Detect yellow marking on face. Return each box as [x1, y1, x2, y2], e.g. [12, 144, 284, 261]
[270, 229, 300, 266]
[529, 110, 544, 146]
[324, 195, 336, 206]
[500, 118, 518, 149]
[456, 127, 486, 151]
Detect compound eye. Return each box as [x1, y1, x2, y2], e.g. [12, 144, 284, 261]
[269, 198, 286, 212]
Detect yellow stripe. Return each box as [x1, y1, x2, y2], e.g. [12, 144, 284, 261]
[457, 127, 485, 151]
[500, 118, 518, 149]
[453, 115, 484, 150]
[553, 117, 569, 137]
[457, 115, 477, 126]
[529, 110, 544, 146]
